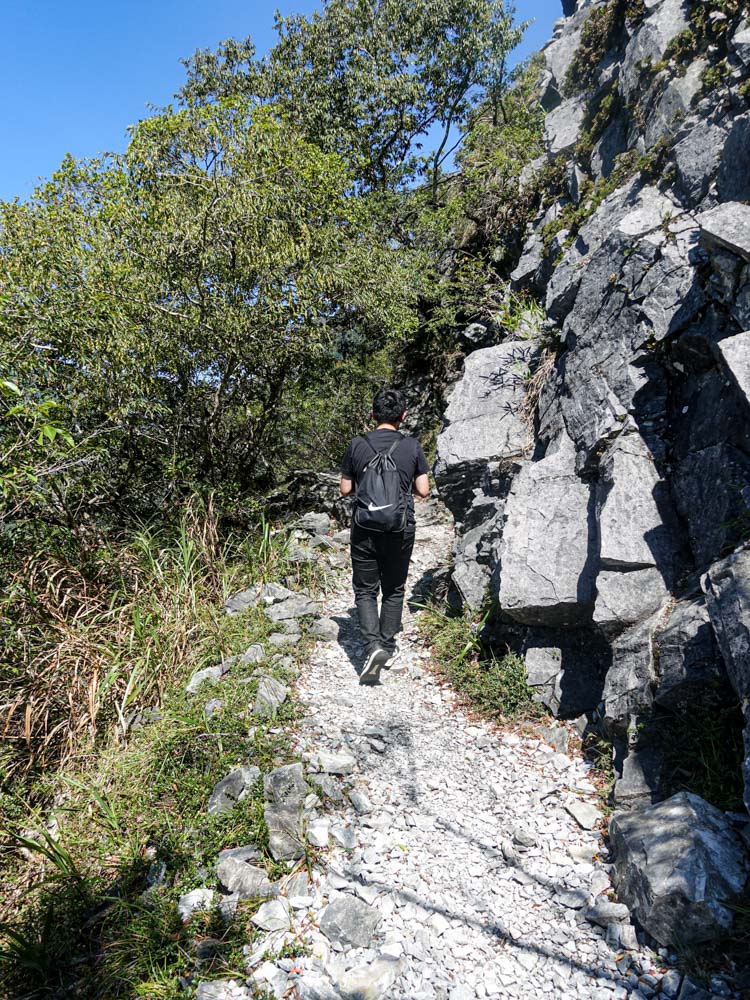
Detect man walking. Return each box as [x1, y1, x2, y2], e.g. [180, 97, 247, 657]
[340, 388, 430, 684]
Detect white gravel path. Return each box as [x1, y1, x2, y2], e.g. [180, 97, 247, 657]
[276, 500, 671, 1000]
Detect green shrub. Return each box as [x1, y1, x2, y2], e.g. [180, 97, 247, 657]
[564, 3, 621, 96]
[0, 503, 311, 997]
[700, 59, 729, 96]
[663, 27, 697, 67]
[417, 604, 545, 723]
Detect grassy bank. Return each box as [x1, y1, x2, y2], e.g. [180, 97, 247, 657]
[0, 504, 318, 998]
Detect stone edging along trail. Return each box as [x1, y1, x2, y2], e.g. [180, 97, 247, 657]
[197, 500, 684, 1000]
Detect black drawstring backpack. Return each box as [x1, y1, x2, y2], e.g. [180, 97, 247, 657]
[353, 434, 408, 532]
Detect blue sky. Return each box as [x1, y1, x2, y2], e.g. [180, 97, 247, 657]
[0, 1, 561, 203]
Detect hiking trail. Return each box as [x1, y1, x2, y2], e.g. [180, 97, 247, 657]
[236, 499, 675, 1000]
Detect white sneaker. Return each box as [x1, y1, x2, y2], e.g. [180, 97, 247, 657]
[360, 647, 388, 684]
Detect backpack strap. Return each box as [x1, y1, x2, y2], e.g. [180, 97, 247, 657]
[385, 434, 405, 458]
[362, 433, 379, 458]
[362, 432, 404, 458]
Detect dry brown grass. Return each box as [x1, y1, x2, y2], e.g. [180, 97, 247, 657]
[522, 346, 557, 429]
[0, 499, 233, 783]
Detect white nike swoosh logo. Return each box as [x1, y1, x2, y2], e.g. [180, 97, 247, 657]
[367, 503, 393, 511]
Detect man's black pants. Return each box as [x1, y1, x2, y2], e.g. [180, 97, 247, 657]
[350, 524, 415, 656]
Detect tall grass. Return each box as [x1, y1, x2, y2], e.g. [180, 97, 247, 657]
[0, 498, 292, 790]
[0, 496, 306, 997]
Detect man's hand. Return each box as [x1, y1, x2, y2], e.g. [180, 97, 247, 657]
[414, 473, 429, 499]
[340, 476, 354, 497]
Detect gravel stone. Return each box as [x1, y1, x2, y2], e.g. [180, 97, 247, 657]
[252, 898, 292, 932]
[564, 797, 602, 830]
[309, 750, 357, 774]
[253, 675, 289, 719]
[207, 766, 260, 816]
[177, 887, 214, 923]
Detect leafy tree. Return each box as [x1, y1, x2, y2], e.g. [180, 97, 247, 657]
[179, 0, 525, 200]
[0, 102, 420, 528]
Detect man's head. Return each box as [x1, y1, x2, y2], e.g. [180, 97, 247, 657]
[372, 387, 407, 426]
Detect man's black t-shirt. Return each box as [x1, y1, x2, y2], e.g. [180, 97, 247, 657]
[341, 429, 430, 532]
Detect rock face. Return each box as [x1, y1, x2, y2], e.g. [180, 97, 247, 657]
[609, 792, 749, 946]
[434, 341, 535, 519]
[593, 431, 680, 629]
[702, 545, 750, 811]
[497, 431, 595, 627]
[429, 0, 750, 948]
[523, 628, 608, 717]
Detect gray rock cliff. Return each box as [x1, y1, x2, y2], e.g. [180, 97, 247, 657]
[433, 0, 750, 949]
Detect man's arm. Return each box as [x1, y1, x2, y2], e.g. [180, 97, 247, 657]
[413, 441, 430, 499]
[340, 441, 355, 496]
[414, 473, 429, 499]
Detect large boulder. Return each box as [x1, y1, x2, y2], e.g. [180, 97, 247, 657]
[450, 461, 519, 608]
[672, 444, 750, 568]
[452, 514, 503, 609]
[697, 201, 750, 262]
[653, 596, 725, 709]
[603, 594, 726, 723]
[696, 209, 750, 331]
[609, 791, 749, 946]
[613, 742, 664, 811]
[434, 342, 536, 518]
[668, 345, 750, 568]
[497, 430, 596, 626]
[603, 614, 660, 730]
[713, 330, 750, 412]
[670, 345, 750, 455]
[593, 430, 680, 630]
[523, 628, 609, 717]
[718, 113, 750, 203]
[702, 545, 750, 811]
[594, 567, 671, 634]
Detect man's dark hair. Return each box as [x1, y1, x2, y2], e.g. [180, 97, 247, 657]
[372, 387, 407, 424]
